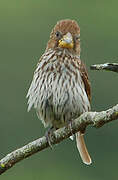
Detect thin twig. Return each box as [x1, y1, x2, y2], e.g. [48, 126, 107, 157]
[90, 63, 118, 73]
[0, 104, 118, 175]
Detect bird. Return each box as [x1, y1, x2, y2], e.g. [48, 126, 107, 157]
[27, 19, 92, 165]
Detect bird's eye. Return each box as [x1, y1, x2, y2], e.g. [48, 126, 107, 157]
[55, 31, 61, 38]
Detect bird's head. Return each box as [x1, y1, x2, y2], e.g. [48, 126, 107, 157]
[46, 19, 80, 55]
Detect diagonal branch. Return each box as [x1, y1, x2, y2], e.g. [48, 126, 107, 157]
[0, 104, 118, 175]
[90, 63, 118, 73]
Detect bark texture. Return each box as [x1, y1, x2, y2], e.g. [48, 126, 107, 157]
[90, 63, 118, 73]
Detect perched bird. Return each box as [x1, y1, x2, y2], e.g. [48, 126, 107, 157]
[27, 19, 92, 165]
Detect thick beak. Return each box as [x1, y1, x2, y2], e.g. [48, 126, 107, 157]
[58, 32, 74, 49]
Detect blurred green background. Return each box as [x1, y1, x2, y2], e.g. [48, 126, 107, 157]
[0, 0, 118, 179]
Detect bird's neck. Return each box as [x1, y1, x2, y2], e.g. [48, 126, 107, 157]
[46, 48, 80, 59]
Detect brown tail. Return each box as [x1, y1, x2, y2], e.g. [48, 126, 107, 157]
[76, 132, 92, 165]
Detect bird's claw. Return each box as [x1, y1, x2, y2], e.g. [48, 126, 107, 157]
[45, 127, 54, 149]
[68, 120, 74, 139]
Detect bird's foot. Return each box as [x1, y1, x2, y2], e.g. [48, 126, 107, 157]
[68, 120, 74, 140]
[45, 127, 54, 149]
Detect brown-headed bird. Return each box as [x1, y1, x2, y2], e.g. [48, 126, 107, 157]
[27, 19, 92, 165]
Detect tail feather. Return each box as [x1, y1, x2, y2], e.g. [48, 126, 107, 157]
[76, 132, 92, 165]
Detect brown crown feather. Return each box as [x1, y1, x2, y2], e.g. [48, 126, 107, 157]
[52, 19, 80, 36]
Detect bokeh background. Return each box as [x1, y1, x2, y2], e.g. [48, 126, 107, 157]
[0, 0, 118, 179]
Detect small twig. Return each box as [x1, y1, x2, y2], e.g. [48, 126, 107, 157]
[0, 104, 118, 175]
[90, 63, 118, 73]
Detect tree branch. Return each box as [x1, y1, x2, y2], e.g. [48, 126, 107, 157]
[0, 104, 118, 175]
[90, 63, 118, 73]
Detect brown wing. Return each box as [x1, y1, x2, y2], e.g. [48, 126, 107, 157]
[79, 60, 91, 102]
